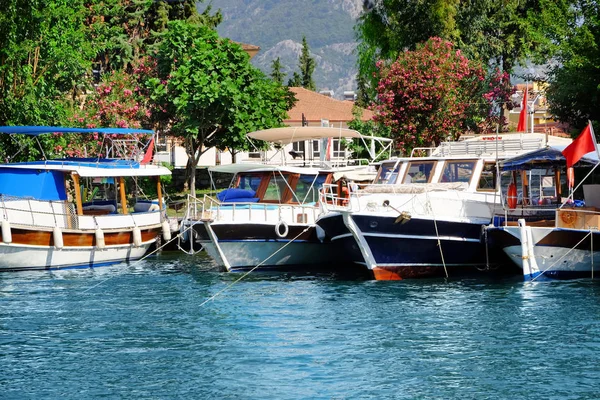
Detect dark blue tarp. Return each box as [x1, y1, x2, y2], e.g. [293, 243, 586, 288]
[0, 168, 67, 200]
[0, 126, 153, 136]
[500, 146, 599, 171]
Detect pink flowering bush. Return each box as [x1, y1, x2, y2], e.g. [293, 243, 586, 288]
[373, 37, 514, 155]
[60, 58, 157, 158]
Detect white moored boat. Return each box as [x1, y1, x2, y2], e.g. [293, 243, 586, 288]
[0, 126, 172, 271]
[317, 133, 573, 280]
[181, 126, 391, 273]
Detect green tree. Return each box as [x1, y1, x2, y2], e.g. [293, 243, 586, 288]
[148, 21, 295, 193]
[288, 72, 302, 87]
[0, 0, 96, 161]
[545, 1, 600, 130]
[270, 57, 285, 84]
[298, 36, 316, 90]
[356, 0, 572, 102]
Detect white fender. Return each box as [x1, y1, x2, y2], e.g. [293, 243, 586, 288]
[1, 220, 12, 244]
[95, 227, 106, 250]
[275, 220, 289, 238]
[162, 220, 172, 241]
[132, 226, 142, 247]
[53, 226, 64, 249]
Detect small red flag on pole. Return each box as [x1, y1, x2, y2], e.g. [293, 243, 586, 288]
[517, 85, 528, 132]
[562, 122, 597, 168]
[141, 137, 155, 164]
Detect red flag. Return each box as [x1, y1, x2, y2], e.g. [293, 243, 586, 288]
[562, 123, 597, 168]
[141, 137, 155, 164]
[517, 87, 528, 132]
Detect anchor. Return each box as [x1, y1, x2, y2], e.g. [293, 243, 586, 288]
[382, 200, 412, 224]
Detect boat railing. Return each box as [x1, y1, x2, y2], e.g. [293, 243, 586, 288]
[319, 184, 357, 212]
[0, 194, 163, 231]
[0, 194, 75, 229]
[492, 205, 600, 228]
[184, 194, 320, 224]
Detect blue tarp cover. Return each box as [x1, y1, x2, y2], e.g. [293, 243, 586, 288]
[0, 168, 66, 200]
[0, 126, 153, 136]
[500, 146, 598, 171]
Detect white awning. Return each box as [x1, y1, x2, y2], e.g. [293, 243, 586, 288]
[247, 126, 392, 145]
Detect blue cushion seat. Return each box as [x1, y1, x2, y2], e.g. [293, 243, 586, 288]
[217, 188, 258, 203]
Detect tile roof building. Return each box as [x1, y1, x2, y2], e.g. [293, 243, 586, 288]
[285, 87, 374, 128]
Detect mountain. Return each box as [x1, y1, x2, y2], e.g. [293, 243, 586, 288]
[202, 0, 365, 99]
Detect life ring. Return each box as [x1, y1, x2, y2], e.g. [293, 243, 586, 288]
[275, 220, 289, 238]
[561, 210, 577, 225]
[507, 183, 517, 209]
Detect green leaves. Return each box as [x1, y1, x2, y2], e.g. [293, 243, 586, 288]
[149, 19, 295, 192]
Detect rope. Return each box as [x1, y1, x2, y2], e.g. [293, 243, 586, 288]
[198, 226, 311, 307]
[82, 221, 196, 293]
[425, 191, 448, 278]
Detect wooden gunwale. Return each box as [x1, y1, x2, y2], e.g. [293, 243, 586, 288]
[0, 226, 160, 247]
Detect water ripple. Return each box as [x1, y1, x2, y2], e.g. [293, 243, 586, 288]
[2, 253, 600, 399]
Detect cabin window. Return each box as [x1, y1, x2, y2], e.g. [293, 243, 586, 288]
[239, 174, 262, 192]
[293, 174, 327, 204]
[248, 151, 262, 159]
[403, 161, 435, 183]
[312, 140, 320, 158]
[441, 161, 476, 183]
[262, 174, 290, 202]
[375, 162, 401, 184]
[332, 139, 346, 158]
[477, 163, 497, 191]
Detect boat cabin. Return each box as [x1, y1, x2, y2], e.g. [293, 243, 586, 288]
[215, 166, 333, 205]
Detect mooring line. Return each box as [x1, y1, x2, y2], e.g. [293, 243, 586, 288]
[82, 222, 195, 293]
[530, 230, 592, 282]
[198, 226, 311, 307]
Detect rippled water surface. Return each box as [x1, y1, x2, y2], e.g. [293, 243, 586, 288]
[2, 252, 600, 399]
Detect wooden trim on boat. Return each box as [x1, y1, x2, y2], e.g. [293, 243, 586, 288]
[157, 178, 163, 210]
[72, 173, 83, 216]
[119, 176, 128, 215]
[0, 227, 160, 247]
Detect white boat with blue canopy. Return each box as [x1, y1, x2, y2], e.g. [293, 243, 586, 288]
[0, 126, 172, 271]
[486, 144, 600, 280]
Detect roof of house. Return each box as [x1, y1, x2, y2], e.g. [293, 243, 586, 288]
[285, 87, 374, 125]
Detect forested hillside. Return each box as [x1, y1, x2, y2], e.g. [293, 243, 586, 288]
[204, 0, 364, 98]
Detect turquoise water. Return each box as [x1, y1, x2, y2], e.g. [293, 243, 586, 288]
[2, 253, 600, 399]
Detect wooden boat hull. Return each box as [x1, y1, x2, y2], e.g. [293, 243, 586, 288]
[0, 226, 160, 271]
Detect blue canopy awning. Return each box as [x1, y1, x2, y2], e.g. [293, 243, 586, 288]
[0, 126, 154, 136]
[499, 146, 599, 171]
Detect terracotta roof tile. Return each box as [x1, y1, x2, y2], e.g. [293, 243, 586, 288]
[285, 87, 373, 124]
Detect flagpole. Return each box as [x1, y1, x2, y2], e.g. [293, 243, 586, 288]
[589, 120, 600, 159]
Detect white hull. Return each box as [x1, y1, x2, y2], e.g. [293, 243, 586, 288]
[201, 240, 338, 272]
[0, 241, 155, 271]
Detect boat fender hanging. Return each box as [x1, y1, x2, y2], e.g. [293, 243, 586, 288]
[53, 226, 64, 249]
[275, 220, 289, 238]
[133, 226, 142, 247]
[95, 227, 106, 250]
[1, 220, 12, 244]
[162, 220, 172, 241]
[507, 183, 518, 209]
